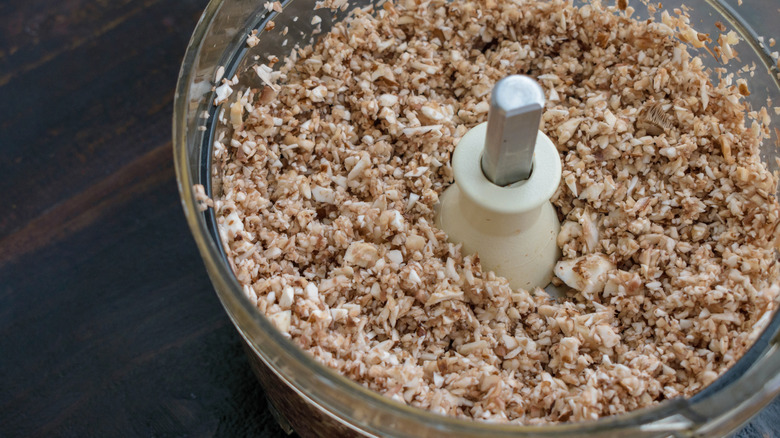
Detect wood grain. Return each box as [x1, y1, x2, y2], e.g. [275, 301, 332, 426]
[0, 0, 775, 436]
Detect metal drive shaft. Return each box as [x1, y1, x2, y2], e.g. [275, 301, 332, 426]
[481, 75, 545, 187]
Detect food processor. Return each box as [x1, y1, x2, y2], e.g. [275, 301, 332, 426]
[173, 0, 780, 436]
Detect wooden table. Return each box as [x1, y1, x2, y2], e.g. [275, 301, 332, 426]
[0, 0, 777, 436]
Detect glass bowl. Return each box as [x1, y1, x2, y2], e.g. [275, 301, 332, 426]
[173, 0, 780, 436]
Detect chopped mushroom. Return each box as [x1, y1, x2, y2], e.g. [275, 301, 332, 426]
[213, 0, 780, 424]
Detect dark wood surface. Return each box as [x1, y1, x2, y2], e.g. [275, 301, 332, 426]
[0, 0, 776, 437]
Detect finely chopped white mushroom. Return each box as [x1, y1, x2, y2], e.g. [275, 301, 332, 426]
[209, 0, 780, 423]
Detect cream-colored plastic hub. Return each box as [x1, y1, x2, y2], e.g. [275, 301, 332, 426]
[436, 122, 562, 291]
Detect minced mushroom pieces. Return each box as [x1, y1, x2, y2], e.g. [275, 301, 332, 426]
[215, 0, 780, 424]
